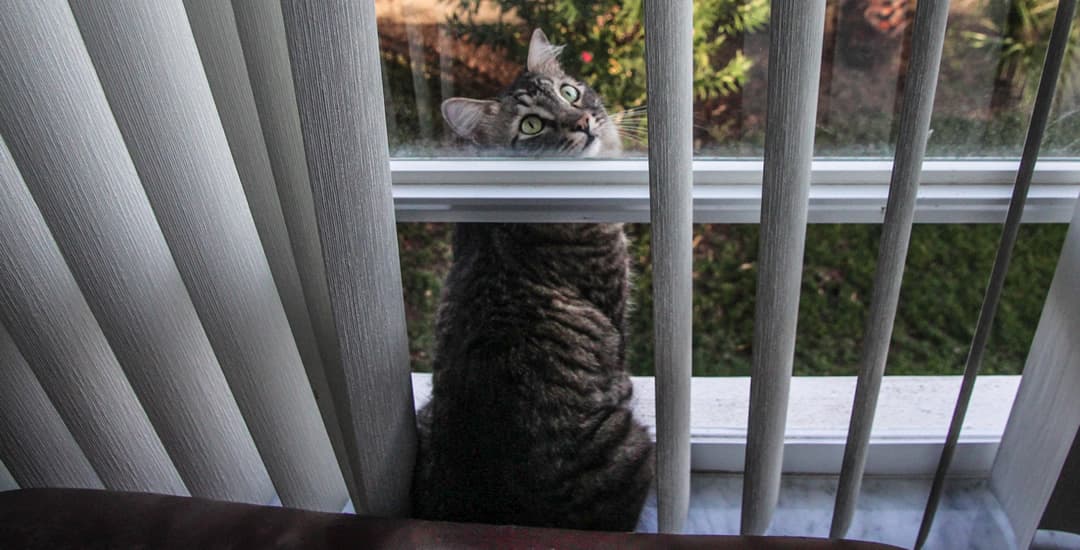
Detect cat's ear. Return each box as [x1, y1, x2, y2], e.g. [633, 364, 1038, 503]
[441, 98, 499, 140]
[527, 28, 564, 74]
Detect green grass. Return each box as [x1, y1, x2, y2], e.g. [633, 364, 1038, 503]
[399, 222, 1068, 376]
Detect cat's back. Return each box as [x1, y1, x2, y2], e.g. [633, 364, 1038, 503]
[413, 223, 654, 531]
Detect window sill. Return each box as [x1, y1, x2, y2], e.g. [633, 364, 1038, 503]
[410, 373, 1020, 476]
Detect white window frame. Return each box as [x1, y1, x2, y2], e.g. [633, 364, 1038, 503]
[392, 159, 1080, 223]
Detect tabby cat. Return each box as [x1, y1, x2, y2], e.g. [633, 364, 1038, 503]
[411, 29, 654, 531]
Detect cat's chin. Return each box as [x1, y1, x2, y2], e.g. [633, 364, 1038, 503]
[578, 139, 615, 158]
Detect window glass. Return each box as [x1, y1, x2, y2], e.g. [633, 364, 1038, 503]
[382, 1, 1076, 377]
[376, 0, 1080, 158]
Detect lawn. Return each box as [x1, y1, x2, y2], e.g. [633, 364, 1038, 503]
[398, 222, 1068, 376]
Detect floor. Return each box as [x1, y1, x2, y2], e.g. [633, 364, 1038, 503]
[635, 474, 1017, 549]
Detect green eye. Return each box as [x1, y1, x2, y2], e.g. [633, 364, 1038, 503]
[560, 84, 580, 103]
[519, 115, 543, 135]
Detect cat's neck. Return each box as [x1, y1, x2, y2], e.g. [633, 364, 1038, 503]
[451, 223, 629, 323]
[454, 223, 625, 259]
[453, 220, 626, 298]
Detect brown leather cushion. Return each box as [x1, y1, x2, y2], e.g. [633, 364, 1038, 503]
[0, 488, 902, 549]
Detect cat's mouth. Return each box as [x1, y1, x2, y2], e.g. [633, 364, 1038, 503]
[568, 131, 598, 157]
[579, 135, 603, 158]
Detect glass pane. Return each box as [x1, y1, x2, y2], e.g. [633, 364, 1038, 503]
[376, 0, 1080, 158]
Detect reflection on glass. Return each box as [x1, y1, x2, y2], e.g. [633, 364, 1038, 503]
[376, 0, 1079, 158]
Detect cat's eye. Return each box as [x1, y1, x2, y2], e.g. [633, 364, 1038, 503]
[519, 115, 544, 135]
[559, 84, 580, 103]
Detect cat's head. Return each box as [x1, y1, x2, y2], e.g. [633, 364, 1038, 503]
[441, 29, 621, 157]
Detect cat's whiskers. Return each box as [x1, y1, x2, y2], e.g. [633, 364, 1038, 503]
[598, 115, 649, 146]
[612, 113, 648, 124]
[608, 107, 648, 129]
[615, 123, 647, 134]
[615, 127, 648, 139]
[613, 130, 646, 144]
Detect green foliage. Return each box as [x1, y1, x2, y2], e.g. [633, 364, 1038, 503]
[397, 223, 453, 371]
[446, 0, 769, 113]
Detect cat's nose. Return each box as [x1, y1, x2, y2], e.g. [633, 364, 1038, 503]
[573, 114, 591, 133]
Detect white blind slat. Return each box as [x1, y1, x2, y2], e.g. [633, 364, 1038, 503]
[1, 0, 268, 503]
[0, 131, 184, 495]
[741, 0, 827, 536]
[184, 0, 329, 432]
[181, 0, 349, 512]
[229, 0, 355, 494]
[645, 0, 694, 534]
[830, 0, 951, 539]
[281, 0, 416, 516]
[0, 322, 103, 490]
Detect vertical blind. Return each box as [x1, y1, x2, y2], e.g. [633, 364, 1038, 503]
[0, 2, 193, 496]
[0, 0, 1076, 544]
[280, 0, 415, 516]
[741, 0, 827, 536]
[645, 0, 693, 535]
[831, 0, 951, 539]
[229, 1, 355, 493]
[0, 0, 411, 514]
[0, 322, 103, 490]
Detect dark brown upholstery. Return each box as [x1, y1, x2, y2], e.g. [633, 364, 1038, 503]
[0, 489, 902, 549]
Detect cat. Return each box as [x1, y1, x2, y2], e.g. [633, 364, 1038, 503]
[411, 29, 655, 532]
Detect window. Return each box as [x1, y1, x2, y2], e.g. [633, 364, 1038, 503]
[380, 0, 1078, 380]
